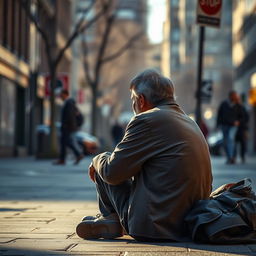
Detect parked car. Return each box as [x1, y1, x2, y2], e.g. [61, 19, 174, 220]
[207, 130, 224, 156]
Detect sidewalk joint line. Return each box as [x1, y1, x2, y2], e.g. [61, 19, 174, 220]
[66, 232, 76, 239]
[65, 243, 78, 251]
[46, 218, 56, 224]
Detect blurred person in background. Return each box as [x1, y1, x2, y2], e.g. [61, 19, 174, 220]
[199, 119, 209, 139]
[76, 69, 212, 242]
[53, 89, 83, 165]
[235, 94, 249, 163]
[216, 91, 240, 164]
[111, 120, 124, 146]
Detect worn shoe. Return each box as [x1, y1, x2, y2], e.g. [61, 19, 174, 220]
[52, 159, 65, 165]
[81, 213, 103, 221]
[76, 213, 123, 239]
[74, 155, 83, 165]
[81, 213, 128, 235]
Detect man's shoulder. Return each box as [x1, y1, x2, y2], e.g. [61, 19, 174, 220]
[132, 107, 175, 127]
[134, 108, 160, 121]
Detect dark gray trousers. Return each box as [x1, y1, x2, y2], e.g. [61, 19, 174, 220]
[95, 173, 131, 233]
[94, 174, 174, 242]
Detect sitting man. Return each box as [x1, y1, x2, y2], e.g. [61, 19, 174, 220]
[76, 69, 212, 241]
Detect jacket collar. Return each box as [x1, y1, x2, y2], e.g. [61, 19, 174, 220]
[155, 98, 179, 109]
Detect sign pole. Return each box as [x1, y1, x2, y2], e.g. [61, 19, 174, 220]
[195, 25, 205, 125]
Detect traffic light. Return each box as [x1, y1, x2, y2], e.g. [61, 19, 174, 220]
[248, 88, 256, 106]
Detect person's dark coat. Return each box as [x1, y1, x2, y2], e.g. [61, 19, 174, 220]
[236, 103, 249, 139]
[92, 100, 213, 241]
[217, 100, 240, 127]
[61, 98, 78, 133]
[111, 123, 124, 145]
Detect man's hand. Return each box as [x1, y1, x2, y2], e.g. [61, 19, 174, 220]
[88, 163, 96, 183]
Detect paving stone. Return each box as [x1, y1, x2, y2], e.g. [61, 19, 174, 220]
[0, 227, 36, 233]
[31, 227, 75, 234]
[0, 238, 15, 243]
[0, 251, 119, 256]
[71, 242, 188, 252]
[247, 244, 256, 252]
[0, 239, 76, 251]
[0, 249, 65, 256]
[123, 253, 255, 256]
[0, 217, 55, 222]
[0, 234, 68, 239]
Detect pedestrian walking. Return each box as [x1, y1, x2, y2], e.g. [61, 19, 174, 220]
[235, 95, 249, 163]
[76, 69, 212, 242]
[216, 90, 240, 164]
[53, 89, 83, 165]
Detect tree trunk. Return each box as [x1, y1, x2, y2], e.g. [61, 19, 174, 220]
[48, 68, 59, 158]
[91, 85, 98, 136]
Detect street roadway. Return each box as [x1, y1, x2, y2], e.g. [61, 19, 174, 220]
[0, 155, 255, 201]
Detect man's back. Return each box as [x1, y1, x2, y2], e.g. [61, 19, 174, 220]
[103, 101, 212, 241]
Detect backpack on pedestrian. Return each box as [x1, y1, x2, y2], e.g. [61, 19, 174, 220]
[75, 107, 84, 128]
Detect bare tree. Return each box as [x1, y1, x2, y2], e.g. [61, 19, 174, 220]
[82, 0, 145, 135]
[21, 0, 110, 156]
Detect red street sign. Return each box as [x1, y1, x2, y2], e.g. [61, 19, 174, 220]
[197, 0, 222, 28]
[77, 89, 85, 104]
[44, 73, 69, 97]
[199, 0, 222, 15]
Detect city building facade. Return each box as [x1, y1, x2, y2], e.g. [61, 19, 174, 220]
[162, 0, 233, 130]
[232, 0, 256, 153]
[0, 0, 73, 157]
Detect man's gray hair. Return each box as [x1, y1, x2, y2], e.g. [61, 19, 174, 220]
[130, 69, 175, 105]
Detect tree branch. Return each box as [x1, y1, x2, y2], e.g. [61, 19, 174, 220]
[101, 30, 144, 64]
[21, 0, 52, 63]
[94, 13, 116, 82]
[81, 39, 93, 87]
[54, 1, 107, 66]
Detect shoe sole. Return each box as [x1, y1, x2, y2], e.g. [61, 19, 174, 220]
[76, 221, 123, 239]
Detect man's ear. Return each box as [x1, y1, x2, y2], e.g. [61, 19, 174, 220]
[138, 94, 146, 108]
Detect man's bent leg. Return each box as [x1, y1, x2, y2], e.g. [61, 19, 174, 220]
[76, 173, 131, 239]
[95, 173, 131, 232]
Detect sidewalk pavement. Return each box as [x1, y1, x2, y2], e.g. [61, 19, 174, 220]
[0, 155, 255, 256]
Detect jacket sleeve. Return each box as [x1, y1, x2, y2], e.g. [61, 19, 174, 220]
[92, 114, 157, 185]
[63, 100, 77, 131]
